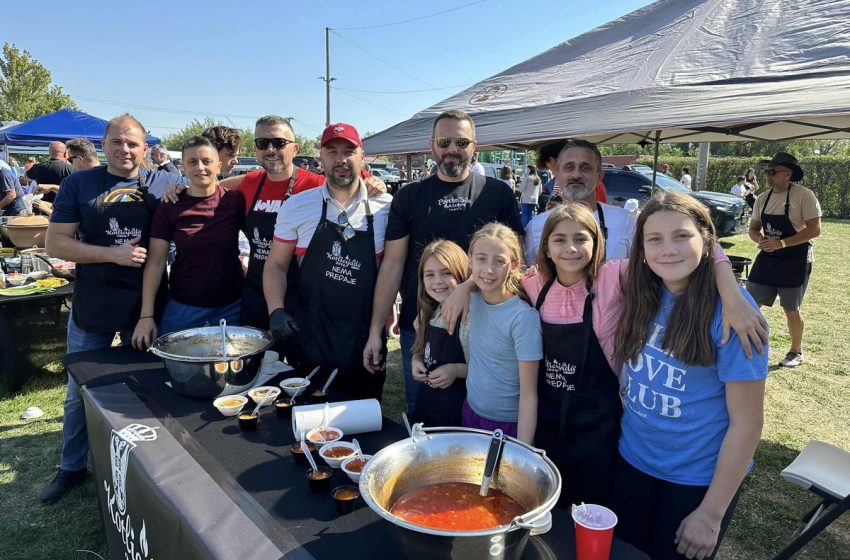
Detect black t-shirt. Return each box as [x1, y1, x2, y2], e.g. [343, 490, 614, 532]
[27, 159, 74, 203]
[386, 173, 523, 330]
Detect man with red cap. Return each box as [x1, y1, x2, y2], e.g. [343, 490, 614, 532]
[263, 123, 393, 399]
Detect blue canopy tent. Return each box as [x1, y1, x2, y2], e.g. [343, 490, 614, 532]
[0, 108, 160, 149]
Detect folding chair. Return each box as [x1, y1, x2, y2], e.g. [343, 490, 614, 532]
[773, 440, 850, 559]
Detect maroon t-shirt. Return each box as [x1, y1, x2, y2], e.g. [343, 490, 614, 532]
[150, 186, 246, 308]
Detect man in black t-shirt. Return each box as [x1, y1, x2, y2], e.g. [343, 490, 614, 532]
[363, 109, 523, 415]
[26, 141, 74, 203]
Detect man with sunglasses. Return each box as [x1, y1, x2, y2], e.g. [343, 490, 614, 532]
[27, 140, 75, 203]
[747, 152, 822, 368]
[363, 109, 523, 415]
[264, 123, 392, 399]
[65, 138, 102, 171]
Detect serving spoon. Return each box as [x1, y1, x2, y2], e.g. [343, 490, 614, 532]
[352, 438, 365, 462]
[320, 368, 339, 394]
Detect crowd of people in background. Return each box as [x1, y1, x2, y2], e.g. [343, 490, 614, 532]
[0, 104, 821, 560]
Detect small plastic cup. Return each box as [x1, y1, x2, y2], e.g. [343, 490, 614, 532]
[238, 411, 258, 432]
[309, 389, 329, 404]
[332, 485, 359, 514]
[291, 442, 316, 466]
[306, 466, 333, 493]
[572, 504, 617, 560]
[274, 399, 295, 418]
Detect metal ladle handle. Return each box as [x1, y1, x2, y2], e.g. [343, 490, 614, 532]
[219, 319, 227, 358]
[480, 429, 505, 497]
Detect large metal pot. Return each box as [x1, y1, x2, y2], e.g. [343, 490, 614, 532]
[359, 425, 561, 559]
[149, 325, 273, 398]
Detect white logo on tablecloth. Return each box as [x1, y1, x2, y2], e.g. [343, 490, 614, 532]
[544, 358, 577, 391]
[105, 423, 158, 559]
[325, 240, 362, 285]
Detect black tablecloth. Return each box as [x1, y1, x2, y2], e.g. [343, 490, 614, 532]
[68, 347, 649, 560]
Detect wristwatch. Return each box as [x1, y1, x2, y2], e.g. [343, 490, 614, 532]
[779, 239, 786, 248]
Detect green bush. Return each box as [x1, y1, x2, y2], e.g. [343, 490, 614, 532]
[635, 156, 850, 218]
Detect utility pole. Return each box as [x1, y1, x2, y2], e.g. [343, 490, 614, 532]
[321, 27, 336, 127]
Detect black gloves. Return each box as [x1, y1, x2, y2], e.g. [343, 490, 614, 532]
[269, 308, 299, 341]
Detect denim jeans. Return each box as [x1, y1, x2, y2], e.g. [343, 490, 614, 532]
[521, 203, 537, 228]
[60, 314, 129, 472]
[399, 328, 420, 415]
[160, 298, 242, 336]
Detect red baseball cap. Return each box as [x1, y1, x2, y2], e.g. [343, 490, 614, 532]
[321, 123, 362, 149]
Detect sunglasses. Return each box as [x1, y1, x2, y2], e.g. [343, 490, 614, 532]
[254, 137, 296, 150]
[337, 210, 356, 241]
[764, 168, 790, 176]
[434, 137, 473, 149]
[68, 155, 79, 162]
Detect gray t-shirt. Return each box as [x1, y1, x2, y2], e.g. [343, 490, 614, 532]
[466, 292, 543, 422]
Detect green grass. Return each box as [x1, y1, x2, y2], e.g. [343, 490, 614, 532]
[2, 220, 848, 559]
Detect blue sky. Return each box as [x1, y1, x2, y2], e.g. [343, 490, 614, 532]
[1, 0, 653, 140]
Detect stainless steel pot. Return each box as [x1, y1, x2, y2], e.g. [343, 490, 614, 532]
[149, 325, 274, 398]
[359, 425, 562, 559]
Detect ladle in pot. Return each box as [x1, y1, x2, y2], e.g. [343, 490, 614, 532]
[479, 428, 505, 497]
[219, 319, 228, 358]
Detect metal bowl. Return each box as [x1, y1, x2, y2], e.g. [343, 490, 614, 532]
[359, 426, 561, 559]
[149, 325, 274, 398]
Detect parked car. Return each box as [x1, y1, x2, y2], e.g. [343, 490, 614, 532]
[370, 168, 402, 191]
[231, 157, 262, 175]
[603, 168, 750, 237]
[293, 156, 321, 173]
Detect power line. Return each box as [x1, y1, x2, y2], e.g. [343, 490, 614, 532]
[332, 0, 488, 30]
[330, 30, 441, 90]
[334, 83, 474, 94]
[331, 87, 410, 119]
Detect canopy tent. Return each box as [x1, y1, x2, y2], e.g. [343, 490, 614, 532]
[362, 0, 850, 155]
[0, 108, 161, 148]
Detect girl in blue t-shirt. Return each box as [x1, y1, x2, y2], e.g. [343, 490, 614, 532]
[612, 193, 768, 560]
[461, 223, 542, 444]
[410, 240, 470, 427]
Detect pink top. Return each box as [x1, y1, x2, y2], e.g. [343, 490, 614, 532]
[522, 260, 628, 375]
[521, 246, 731, 376]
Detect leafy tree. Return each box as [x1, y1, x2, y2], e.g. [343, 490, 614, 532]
[0, 43, 77, 120]
[161, 117, 256, 156]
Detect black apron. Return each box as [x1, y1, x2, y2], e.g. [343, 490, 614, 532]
[533, 279, 621, 508]
[292, 197, 386, 400]
[748, 186, 809, 288]
[240, 171, 301, 329]
[72, 169, 167, 333]
[411, 316, 467, 427]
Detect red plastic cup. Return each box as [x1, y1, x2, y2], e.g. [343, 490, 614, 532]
[572, 504, 618, 560]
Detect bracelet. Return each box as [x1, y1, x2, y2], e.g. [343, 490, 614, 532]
[780, 239, 786, 248]
[139, 315, 153, 320]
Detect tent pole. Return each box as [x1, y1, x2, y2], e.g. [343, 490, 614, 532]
[651, 129, 661, 187]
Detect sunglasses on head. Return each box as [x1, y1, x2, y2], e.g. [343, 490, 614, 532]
[254, 137, 295, 150]
[434, 137, 473, 149]
[764, 168, 790, 176]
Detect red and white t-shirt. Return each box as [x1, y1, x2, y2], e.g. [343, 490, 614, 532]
[237, 169, 325, 216]
[273, 180, 392, 261]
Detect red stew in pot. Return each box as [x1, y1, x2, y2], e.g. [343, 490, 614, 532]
[390, 482, 524, 531]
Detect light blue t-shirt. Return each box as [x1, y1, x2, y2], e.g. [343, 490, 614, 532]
[466, 292, 543, 422]
[618, 287, 768, 486]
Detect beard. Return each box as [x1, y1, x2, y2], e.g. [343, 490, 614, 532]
[327, 166, 357, 189]
[259, 154, 287, 175]
[558, 182, 595, 201]
[434, 151, 470, 178]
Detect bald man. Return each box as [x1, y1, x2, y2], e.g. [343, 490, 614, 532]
[26, 141, 75, 203]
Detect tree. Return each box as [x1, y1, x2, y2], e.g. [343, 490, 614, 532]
[161, 117, 256, 156]
[0, 43, 76, 121]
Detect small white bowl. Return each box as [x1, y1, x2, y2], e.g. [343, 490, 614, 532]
[21, 406, 45, 420]
[280, 377, 310, 397]
[213, 395, 248, 417]
[27, 270, 49, 280]
[6, 273, 27, 286]
[318, 441, 357, 469]
[247, 386, 280, 406]
[307, 426, 343, 445]
[341, 454, 372, 483]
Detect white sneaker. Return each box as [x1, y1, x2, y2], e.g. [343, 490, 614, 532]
[779, 352, 804, 367]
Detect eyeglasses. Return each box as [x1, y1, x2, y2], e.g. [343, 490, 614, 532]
[67, 155, 79, 163]
[764, 168, 790, 176]
[434, 137, 473, 149]
[254, 137, 296, 151]
[337, 210, 356, 241]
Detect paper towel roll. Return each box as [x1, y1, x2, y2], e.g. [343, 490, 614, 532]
[292, 399, 383, 436]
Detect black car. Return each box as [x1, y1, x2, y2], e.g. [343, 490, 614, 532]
[603, 168, 750, 237]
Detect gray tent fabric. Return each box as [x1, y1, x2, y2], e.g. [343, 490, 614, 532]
[363, 0, 850, 155]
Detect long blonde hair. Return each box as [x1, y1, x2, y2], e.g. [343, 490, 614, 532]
[412, 240, 469, 356]
[614, 193, 718, 366]
[535, 203, 605, 289]
[468, 222, 526, 300]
